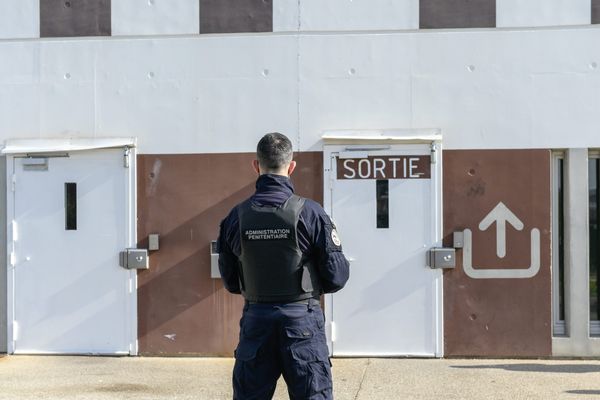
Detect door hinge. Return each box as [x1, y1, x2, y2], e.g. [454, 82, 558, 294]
[12, 220, 18, 241]
[430, 143, 437, 164]
[328, 155, 337, 189]
[123, 147, 130, 169]
[12, 321, 19, 341]
[11, 173, 16, 192]
[330, 321, 337, 343]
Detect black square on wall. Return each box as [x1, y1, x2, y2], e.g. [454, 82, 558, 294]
[200, 0, 273, 34]
[420, 0, 496, 29]
[40, 0, 111, 37]
[593, 0, 600, 24]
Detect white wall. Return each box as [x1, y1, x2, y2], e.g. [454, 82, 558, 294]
[1, 26, 600, 153]
[0, 1, 597, 41]
[274, 0, 419, 32]
[299, 27, 600, 151]
[112, 0, 200, 36]
[0, 0, 39, 39]
[497, 0, 591, 28]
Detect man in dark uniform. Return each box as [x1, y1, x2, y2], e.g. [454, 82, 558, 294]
[218, 132, 350, 400]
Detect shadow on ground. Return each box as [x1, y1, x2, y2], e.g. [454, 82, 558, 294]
[565, 390, 600, 395]
[451, 364, 600, 373]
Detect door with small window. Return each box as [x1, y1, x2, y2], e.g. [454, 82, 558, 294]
[7, 148, 136, 354]
[324, 142, 443, 357]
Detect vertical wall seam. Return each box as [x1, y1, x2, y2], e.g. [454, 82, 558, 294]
[409, 1, 418, 129]
[35, 0, 40, 38]
[35, 42, 41, 138]
[408, 33, 414, 129]
[296, 0, 301, 151]
[93, 47, 98, 137]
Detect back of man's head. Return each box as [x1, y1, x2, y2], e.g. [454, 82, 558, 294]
[257, 132, 293, 172]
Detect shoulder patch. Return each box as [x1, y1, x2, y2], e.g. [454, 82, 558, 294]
[331, 229, 341, 247]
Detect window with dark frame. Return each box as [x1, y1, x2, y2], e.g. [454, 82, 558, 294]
[65, 182, 77, 230]
[376, 180, 389, 229]
[558, 158, 565, 322]
[553, 155, 566, 336]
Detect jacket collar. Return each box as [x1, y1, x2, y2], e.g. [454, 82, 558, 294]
[255, 174, 295, 195]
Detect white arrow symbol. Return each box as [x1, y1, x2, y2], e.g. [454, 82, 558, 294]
[478, 202, 524, 258]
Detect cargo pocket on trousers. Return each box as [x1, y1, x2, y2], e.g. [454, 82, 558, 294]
[308, 358, 332, 396]
[233, 338, 263, 397]
[285, 326, 332, 396]
[235, 319, 268, 362]
[286, 326, 322, 362]
[234, 340, 261, 362]
[233, 322, 270, 395]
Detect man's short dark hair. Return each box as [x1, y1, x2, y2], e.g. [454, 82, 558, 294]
[257, 132, 293, 170]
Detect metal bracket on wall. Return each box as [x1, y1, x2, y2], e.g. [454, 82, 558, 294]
[119, 248, 149, 270]
[210, 240, 220, 278]
[427, 247, 456, 269]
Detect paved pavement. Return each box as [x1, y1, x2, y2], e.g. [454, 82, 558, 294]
[2, 355, 600, 399]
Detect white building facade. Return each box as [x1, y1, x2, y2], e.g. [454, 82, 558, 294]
[1, 0, 599, 357]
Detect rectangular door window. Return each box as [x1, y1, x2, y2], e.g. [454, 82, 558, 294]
[65, 182, 77, 230]
[376, 179, 389, 229]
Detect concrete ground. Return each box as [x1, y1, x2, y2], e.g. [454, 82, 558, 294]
[1, 356, 600, 399]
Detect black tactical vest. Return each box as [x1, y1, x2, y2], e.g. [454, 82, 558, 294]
[237, 194, 321, 303]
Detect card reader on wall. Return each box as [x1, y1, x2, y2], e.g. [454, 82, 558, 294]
[210, 241, 221, 278]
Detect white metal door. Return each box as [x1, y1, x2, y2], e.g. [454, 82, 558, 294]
[324, 143, 443, 357]
[8, 148, 136, 354]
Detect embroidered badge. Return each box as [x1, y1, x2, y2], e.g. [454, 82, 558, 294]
[331, 229, 341, 246]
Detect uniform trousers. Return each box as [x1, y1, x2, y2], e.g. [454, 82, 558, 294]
[233, 300, 333, 400]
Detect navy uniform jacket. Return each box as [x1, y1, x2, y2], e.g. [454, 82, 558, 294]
[217, 174, 350, 295]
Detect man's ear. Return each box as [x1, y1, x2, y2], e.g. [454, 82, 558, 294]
[287, 160, 297, 176]
[252, 160, 261, 175]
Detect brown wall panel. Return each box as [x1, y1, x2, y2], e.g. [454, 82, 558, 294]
[443, 149, 551, 357]
[200, 0, 273, 34]
[40, 0, 111, 37]
[420, 0, 496, 29]
[137, 152, 322, 355]
[593, 0, 600, 24]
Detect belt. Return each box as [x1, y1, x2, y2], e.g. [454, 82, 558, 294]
[247, 297, 320, 305]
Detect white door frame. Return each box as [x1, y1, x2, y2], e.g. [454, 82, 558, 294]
[321, 130, 444, 357]
[3, 138, 138, 355]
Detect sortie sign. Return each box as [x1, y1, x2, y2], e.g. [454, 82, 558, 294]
[336, 156, 431, 180]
